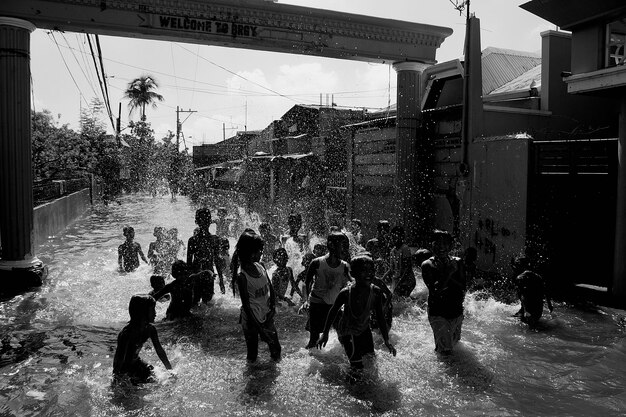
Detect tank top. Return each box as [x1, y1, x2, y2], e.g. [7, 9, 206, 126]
[241, 263, 271, 323]
[310, 256, 350, 305]
[338, 285, 374, 337]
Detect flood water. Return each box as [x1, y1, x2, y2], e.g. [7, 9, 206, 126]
[1, 194, 626, 416]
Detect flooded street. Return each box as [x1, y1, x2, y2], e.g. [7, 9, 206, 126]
[1, 194, 626, 416]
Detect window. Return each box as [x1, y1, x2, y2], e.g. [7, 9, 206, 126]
[606, 19, 626, 68]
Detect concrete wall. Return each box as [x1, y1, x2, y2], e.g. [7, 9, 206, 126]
[464, 137, 530, 274]
[33, 188, 92, 249]
[349, 125, 396, 239]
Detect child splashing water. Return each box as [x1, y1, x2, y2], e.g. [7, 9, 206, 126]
[316, 253, 396, 371]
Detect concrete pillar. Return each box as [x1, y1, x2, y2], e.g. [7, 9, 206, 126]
[393, 61, 430, 246]
[0, 17, 46, 292]
[613, 97, 626, 302]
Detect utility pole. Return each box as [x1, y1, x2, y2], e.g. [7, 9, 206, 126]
[176, 106, 196, 151]
[116, 102, 121, 146]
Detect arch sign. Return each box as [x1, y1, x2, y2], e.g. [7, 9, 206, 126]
[1, 0, 451, 63]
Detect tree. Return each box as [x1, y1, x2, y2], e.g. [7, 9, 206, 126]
[123, 75, 164, 121]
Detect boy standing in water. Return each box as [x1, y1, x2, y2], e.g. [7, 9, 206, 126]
[187, 208, 225, 295]
[118, 226, 148, 273]
[421, 230, 466, 355]
[282, 213, 308, 252]
[215, 207, 231, 238]
[271, 248, 299, 306]
[113, 294, 172, 384]
[317, 254, 396, 370]
[153, 260, 214, 319]
[148, 227, 167, 274]
[303, 232, 351, 349]
[292, 253, 315, 299]
[234, 231, 281, 362]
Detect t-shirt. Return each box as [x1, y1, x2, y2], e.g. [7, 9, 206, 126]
[309, 256, 350, 305]
[421, 255, 465, 319]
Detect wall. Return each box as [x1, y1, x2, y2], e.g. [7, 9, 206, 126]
[465, 137, 530, 274]
[348, 124, 396, 239]
[33, 188, 92, 249]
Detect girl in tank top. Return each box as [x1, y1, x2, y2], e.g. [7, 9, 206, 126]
[233, 231, 281, 362]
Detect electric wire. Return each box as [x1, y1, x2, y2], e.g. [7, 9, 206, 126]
[48, 32, 89, 107]
[95, 35, 116, 131]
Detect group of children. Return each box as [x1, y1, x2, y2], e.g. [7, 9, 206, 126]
[113, 209, 554, 384]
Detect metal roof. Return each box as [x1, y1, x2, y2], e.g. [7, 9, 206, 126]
[520, 0, 626, 30]
[489, 64, 542, 95]
[481, 47, 541, 95]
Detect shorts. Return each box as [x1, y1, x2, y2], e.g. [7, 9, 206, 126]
[115, 359, 154, 384]
[306, 302, 339, 334]
[428, 314, 464, 353]
[338, 329, 374, 368]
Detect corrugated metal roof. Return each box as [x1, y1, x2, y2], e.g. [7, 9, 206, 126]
[489, 64, 542, 95]
[481, 47, 541, 95]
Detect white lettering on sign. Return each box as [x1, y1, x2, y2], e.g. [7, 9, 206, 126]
[157, 16, 258, 38]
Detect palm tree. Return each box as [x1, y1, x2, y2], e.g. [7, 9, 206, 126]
[123, 75, 164, 120]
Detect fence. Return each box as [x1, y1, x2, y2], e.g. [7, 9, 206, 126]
[33, 178, 91, 206]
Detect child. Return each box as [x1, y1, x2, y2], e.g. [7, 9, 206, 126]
[271, 248, 299, 306]
[113, 294, 172, 384]
[365, 238, 388, 280]
[218, 237, 232, 294]
[349, 218, 363, 246]
[148, 275, 170, 302]
[215, 207, 231, 238]
[302, 232, 351, 349]
[282, 213, 308, 251]
[153, 260, 214, 319]
[233, 231, 281, 362]
[187, 208, 225, 295]
[292, 253, 315, 299]
[164, 227, 185, 266]
[316, 254, 396, 369]
[313, 243, 328, 258]
[148, 227, 167, 275]
[512, 256, 553, 327]
[385, 226, 416, 297]
[421, 230, 466, 355]
[259, 222, 280, 267]
[118, 226, 148, 273]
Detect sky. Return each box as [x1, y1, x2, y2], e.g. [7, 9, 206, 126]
[29, 0, 555, 148]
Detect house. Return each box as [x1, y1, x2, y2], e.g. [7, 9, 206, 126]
[344, 16, 618, 293]
[520, 0, 626, 300]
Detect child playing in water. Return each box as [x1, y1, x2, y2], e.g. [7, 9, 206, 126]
[316, 254, 396, 369]
[512, 255, 553, 327]
[153, 260, 214, 319]
[421, 230, 466, 355]
[218, 237, 232, 293]
[365, 238, 389, 280]
[148, 275, 170, 302]
[187, 208, 225, 295]
[303, 232, 351, 349]
[113, 294, 172, 384]
[118, 226, 148, 273]
[282, 213, 308, 252]
[148, 227, 167, 275]
[233, 231, 281, 362]
[271, 248, 298, 306]
[215, 207, 231, 238]
[386, 226, 416, 297]
[259, 222, 280, 267]
[164, 228, 185, 266]
[292, 253, 315, 299]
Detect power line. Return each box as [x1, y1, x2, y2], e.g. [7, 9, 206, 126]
[48, 32, 89, 107]
[94, 35, 115, 131]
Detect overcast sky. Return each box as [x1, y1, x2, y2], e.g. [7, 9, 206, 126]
[29, 0, 554, 148]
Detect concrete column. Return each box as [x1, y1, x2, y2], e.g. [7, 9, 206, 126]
[0, 17, 46, 292]
[613, 97, 626, 302]
[393, 61, 430, 246]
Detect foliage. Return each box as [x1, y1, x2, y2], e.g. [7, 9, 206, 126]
[123, 75, 164, 121]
